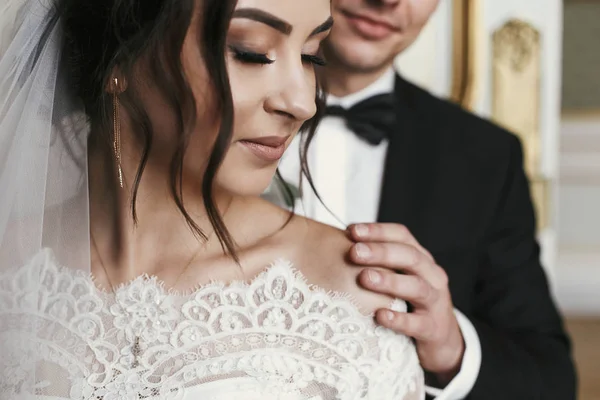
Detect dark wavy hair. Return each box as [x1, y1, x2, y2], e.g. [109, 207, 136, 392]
[56, 0, 324, 259]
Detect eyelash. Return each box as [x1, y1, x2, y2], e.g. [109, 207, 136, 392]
[229, 46, 327, 67]
[302, 54, 327, 66]
[230, 47, 274, 64]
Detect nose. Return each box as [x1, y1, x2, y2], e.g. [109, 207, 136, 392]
[264, 65, 317, 124]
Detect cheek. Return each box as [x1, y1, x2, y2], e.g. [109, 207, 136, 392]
[227, 62, 268, 136]
[409, 0, 440, 27]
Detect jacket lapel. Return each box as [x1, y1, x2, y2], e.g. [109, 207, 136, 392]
[377, 75, 439, 245]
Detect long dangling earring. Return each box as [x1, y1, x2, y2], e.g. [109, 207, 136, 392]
[112, 77, 123, 188]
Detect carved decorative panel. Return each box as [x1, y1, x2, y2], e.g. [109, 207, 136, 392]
[492, 19, 548, 230]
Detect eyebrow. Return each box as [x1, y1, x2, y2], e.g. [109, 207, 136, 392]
[311, 17, 334, 36]
[232, 8, 292, 35]
[232, 8, 333, 37]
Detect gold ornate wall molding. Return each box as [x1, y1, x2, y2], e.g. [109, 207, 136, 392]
[450, 6, 551, 232]
[493, 20, 540, 176]
[450, 0, 479, 110]
[491, 19, 549, 231]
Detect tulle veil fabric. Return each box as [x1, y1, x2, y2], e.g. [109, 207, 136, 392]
[0, 0, 91, 396]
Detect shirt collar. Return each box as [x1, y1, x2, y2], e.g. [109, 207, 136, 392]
[326, 68, 395, 108]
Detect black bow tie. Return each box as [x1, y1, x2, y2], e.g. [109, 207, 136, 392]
[325, 93, 396, 145]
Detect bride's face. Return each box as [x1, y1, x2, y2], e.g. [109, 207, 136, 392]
[174, 0, 331, 196]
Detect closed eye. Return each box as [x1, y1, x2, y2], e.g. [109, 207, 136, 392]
[229, 46, 326, 67]
[302, 54, 327, 66]
[229, 46, 274, 65]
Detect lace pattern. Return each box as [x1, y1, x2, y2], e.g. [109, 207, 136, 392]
[0, 249, 424, 399]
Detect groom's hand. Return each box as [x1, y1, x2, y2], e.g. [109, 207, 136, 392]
[347, 223, 465, 383]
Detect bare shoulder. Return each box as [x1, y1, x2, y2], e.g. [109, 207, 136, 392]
[239, 198, 395, 315]
[285, 216, 394, 316]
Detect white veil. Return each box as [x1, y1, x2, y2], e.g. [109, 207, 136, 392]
[0, 0, 91, 396]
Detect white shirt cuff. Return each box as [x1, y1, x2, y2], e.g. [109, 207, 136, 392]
[425, 309, 482, 400]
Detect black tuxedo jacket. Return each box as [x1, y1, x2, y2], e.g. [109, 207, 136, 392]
[377, 76, 576, 399]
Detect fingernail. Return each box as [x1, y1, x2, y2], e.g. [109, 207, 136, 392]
[386, 310, 395, 322]
[368, 270, 381, 284]
[354, 224, 369, 238]
[355, 243, 371, 260]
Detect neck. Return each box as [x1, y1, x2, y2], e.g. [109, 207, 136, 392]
[87, 141, 233, 285]
[321, 61, 393, 98]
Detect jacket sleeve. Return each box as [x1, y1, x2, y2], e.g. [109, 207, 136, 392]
[465, 135, 577, 400]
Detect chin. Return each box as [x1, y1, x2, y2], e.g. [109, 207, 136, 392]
[327, 33, 392, 73]
[215, 166, 276, 198]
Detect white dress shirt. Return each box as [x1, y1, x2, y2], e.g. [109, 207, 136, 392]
[276, 68, 482, 400]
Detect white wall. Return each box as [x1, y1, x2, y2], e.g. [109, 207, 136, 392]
[556, 116, 600, 316]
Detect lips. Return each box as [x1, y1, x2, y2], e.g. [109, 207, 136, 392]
[238, 135, 289, 162]
[342, 10, 398, 40]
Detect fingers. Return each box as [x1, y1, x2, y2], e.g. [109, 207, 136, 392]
[376, 309, 436, 341]
[351, 241, 423, 271]
[359, 270, 437, 307]
[350, 242, 442, 284]
[347, 223, 433, 260]
[350, 241, 448, 289]
[348, 223, 416, 244]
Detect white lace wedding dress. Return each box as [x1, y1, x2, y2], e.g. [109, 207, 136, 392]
[0, 250, 424, 400]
